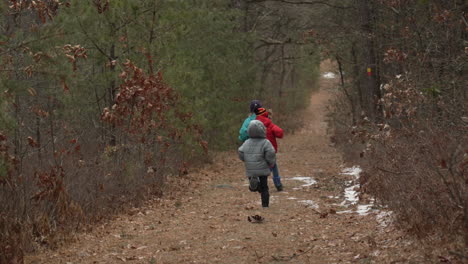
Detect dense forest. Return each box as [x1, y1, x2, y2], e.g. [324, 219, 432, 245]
[0, 0, 466, 262]
[323, 0, 467, 246]
[0, 0, 320, 260]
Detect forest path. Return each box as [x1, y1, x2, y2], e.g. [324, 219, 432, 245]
[25, 62, 422, 264]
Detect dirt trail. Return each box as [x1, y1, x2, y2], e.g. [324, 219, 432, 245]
[26, 63, 430, 264]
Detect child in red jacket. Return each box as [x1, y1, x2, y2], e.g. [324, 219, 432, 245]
[255, 107, 284, 191]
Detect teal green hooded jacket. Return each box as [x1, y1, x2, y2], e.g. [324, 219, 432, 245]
[238, 114, 256, 142]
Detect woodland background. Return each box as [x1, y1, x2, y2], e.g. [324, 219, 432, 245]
[0, 0, 466, 262]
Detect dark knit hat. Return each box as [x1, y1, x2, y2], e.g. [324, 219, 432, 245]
[249, 100, 262, 113]
[255, 107, 268, 116]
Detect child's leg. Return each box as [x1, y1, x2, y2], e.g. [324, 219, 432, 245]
[258, 176, 269, 207]
[271, 163, 283, 190]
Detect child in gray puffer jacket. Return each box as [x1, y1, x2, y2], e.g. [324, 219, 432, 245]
[238, 120, 276, 208]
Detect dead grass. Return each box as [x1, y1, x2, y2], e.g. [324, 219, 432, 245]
[328, 67, 468, 259]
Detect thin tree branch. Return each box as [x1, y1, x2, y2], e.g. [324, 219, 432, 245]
[0, 33, 70, 56]
[255, 37, 305, 50]
[77, 19, 111, 60]
[376, 167, 409, 175]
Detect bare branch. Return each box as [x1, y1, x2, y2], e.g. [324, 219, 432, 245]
[77, 19, 111, 60]
[255, 37, 305, 50]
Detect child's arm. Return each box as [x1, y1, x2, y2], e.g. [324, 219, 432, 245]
[272, 123, 284, 139]
[264, 140, 276, 167]
[238, 144, 245, 161]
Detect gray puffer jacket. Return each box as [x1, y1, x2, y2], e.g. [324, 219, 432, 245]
[238, 120, 276, 177]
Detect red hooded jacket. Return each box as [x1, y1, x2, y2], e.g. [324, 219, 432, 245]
[256, 113, 283, 152]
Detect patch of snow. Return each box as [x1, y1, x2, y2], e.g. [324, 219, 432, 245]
[287, 197, 298, 200]
[339, 166, 362, 207]
[288, 176, 317, 187]
[341, 166, 362, 178]
[356, 204, 373, 215]
[342, 184, 359, 205]
[322, 72, 336, 79]
[336, 209, 354, 214]
[338, 166, 373, 215]
[298, 200, 319, 209]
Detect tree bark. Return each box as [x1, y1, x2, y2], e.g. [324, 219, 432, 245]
[351, 42, 364, 116]
[336, 56, 356, 125]
[109, 43, 117, 146]
[358, 0, 380, 121]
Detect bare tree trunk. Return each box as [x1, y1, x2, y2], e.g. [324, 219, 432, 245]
[465, 184, 468, 245]
[34, 93, 42, 163]
[48, 97, 57, 166]
[109, 43, 117, 146]
[336, 56, 356, 125]
[278, 44, 286, 113]
[351, 43, 364, 116]
[358, 0, 380, 121]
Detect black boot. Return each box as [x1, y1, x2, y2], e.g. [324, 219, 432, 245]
[261, 192, 269, 208]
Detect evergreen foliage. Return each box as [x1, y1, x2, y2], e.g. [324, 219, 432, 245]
[0, 0, 320, 259]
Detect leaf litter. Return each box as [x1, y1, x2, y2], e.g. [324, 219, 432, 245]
[24, 62, 457, 264]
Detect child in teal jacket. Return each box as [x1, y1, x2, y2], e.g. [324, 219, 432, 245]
[238, 100, 262, 142]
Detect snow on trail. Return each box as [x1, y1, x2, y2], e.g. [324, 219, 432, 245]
[322, 72, 337, 79]
[298, 200, 319, 209]
[287, 175, 317, 190]
[337, 166, 377, 215]
[340, 166, 362, 206]
[336, 166, 394, 229]
[279, 164, 393, 229]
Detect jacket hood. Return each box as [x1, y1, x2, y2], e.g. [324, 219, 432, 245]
[247, 120, 266, 138]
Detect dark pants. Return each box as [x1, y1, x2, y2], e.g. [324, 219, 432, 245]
[258, 176, 269, 207]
